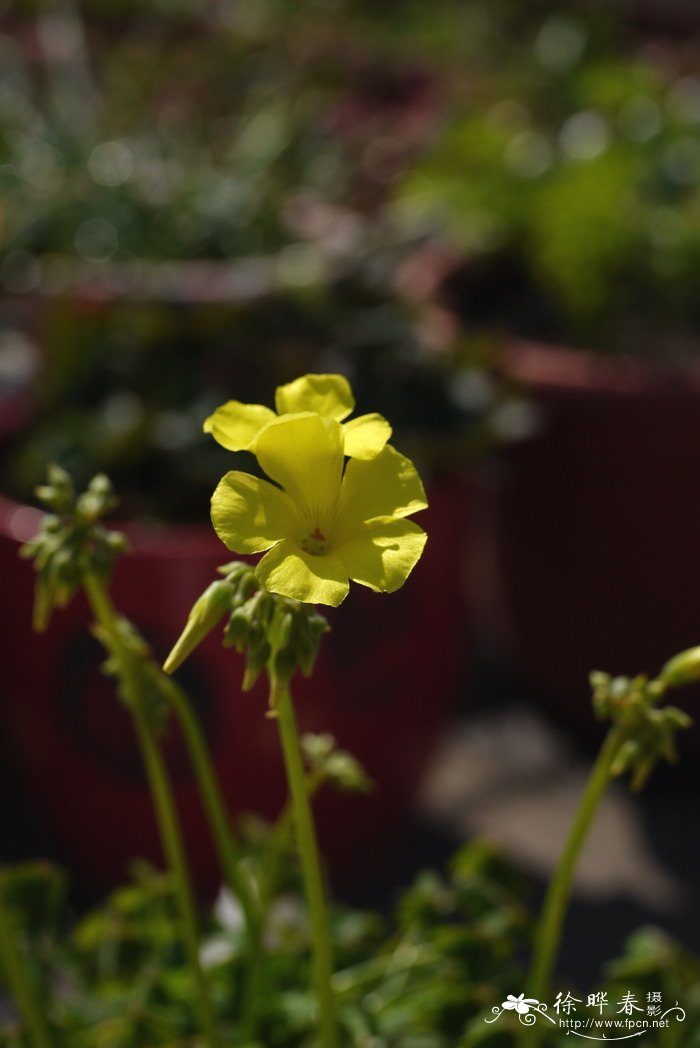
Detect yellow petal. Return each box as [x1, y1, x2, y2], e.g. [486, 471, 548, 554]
[337, 445, 428, 537]
[203, 401, 276, 451]
[256, 539, 350, 606]
[274, 374, 354, 421]
[335, 517, 427, 593]
[211, 472, 299, 553]
[255, 413, 344, 531]
[342, 413, 392, 459]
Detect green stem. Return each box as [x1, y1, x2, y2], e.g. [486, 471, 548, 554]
[159, 672, 259, 920]
[130, 705, 220, 1047]
[83, 572, 220, 1048]
[333, 940, 437, 999]
[272, 679, 339, 1048]
[0, 887, 54, 1048]
[528, 724, 627, 1004]
[158, 672, 264, 1041]
[258, 767, 325, 911]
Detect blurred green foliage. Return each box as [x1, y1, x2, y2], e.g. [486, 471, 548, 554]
[0, 0, 518, 517]
[2, 842, 699, 1046]
[3, 1, 700, 519]
[395, 7, 700, 351]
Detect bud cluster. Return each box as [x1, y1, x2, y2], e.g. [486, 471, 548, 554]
[301, 733, 373, 794]
[164, 562, 329, 692]
[20, 465, 127, 631]
[589, 671, 691, 789]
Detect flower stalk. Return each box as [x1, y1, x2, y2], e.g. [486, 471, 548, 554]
[524, 663, 692, 1044]
[272, 678, 339, 1048]
[164, 564, 342, 1043]
[526, 722, 627, 1006]
[158, 671, 260, 928]
[0, 885, 55, 1048]
[83, 571, 220, 1048]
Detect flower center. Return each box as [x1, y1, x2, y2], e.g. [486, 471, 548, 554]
[300, 526, 327, 557]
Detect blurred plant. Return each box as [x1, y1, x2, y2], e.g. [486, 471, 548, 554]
[394, 7, 700, 353]
[0, 0, 455, 267]
[0, 0, 539, 520]
[526, 659, 693, 1017]
[4, 451, 700, 1045]
[5, 4, 697, 529]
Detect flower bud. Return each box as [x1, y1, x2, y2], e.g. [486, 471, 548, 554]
[223, 606, 250, 649]
[163, 580, 233, 674]
[237, 571, 258, 602]
[323, 752, 373, 793]
[302, 733, 336, 765]
[242, 635, 271, 692]
[660, 646, 700, 689]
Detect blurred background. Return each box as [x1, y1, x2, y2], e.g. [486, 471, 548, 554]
[2, 0, 700, 986]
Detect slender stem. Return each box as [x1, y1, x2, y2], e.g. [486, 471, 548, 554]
[128, 705, 220, 1046]
[158, 671, 265, 1040]
[528, 724, 627, 1003]
[0, 887, 54, 1048]
[333, 941, 437, 999]
[272, 678, 339, 1048]
[159, 672, 259, 922]
[83, 572, 220, 1048]
[258, 768, 325, 911]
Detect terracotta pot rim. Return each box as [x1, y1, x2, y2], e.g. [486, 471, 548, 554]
[0, 492, 225, 559]
[501, 339, 700, 398]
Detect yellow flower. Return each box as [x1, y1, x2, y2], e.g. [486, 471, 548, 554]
[204, 373, 392, 460]
[211, 412, 427, 606]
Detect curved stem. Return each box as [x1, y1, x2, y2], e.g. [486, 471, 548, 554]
[272, 679, 338, 1048]
[83, 572, 220, 1048]
[159, 672, 260, 921]
[130, 705, 220, 1047]
[528, 724, 627, 1003]
[158, 672, 264, 1040]
[0, 887, 55, 1048]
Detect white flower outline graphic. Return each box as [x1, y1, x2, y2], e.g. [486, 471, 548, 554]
[502, 993, 540, 1015]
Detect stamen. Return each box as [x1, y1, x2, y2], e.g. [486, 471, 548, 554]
[301, 526, 327, 556]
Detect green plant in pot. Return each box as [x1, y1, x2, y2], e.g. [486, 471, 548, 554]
[0, 372, 474, 903]
[0, 0, 504, 515]
[395, 8, 700, 354]
[389, 7, 700, 741]
[1, 375, 699, 1045]
[1, 0, 505, 886]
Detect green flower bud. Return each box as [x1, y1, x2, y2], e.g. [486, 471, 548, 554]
[223, 606, 251, 649]
[105, 531, 129, 554]
[270, 645, 298, 685]
[302, 733, 336, 766]
[237, 571, 258, 602]
[163, 580, 233, 674]
[217, 561, 250, 584]
[87, 474, 112, 497]
[242, 635, 271, 692]
[660, 646, 700, 688]
[76, 491, 105, 523]
[47, 462, 72, 490]
[35, 464, 75, 514]
[269, 609, 294, 653]
[610, 738, 639, 778]
[323, 752, 373, 793]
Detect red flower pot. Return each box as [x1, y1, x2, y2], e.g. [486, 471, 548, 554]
[488, 341, 700, 747]
[0, 476, 470, 898]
